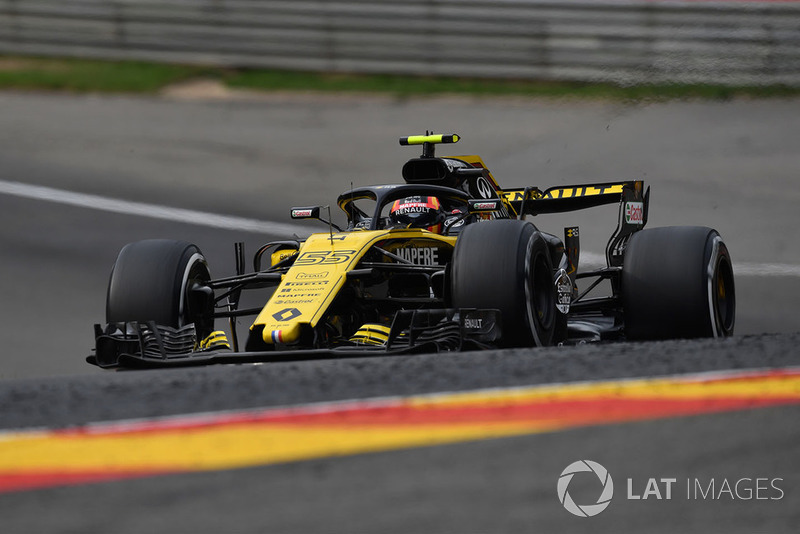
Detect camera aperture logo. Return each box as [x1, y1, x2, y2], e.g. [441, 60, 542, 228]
[557, 460, 614, 517]
[557, 461, 785, 517]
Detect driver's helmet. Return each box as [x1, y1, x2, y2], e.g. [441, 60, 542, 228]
[389, 196, 444, 233]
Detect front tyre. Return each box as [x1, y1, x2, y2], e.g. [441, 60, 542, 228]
[450, 220, 556, 347]
[106, 239, 214, 338]
[622, 226, 735, 340]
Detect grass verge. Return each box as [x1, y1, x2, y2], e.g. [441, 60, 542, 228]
[1, 55, 798, 100]
[0, 56, 209, 93]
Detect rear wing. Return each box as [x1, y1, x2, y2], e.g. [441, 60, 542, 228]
[501, 181, 644, 216]
[502, 180, 650, 267]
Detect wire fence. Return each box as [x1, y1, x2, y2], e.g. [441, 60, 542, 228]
[1, 0, 798, 85]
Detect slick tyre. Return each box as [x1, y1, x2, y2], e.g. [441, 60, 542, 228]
[622, 226, 735, 340]
[106, 239, 214, 338]
[450, 220, 556, 347]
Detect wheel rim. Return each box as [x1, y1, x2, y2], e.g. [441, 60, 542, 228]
[532, 253, 555, 332]
[713, 255, 735, 335]
[525, 240, 555, 346]
[180, 253, 211, 329]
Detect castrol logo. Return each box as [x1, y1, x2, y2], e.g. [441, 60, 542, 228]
[625, 202, 644, 225]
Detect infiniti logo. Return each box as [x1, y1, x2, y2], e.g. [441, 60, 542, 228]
[557, 460, 614, 517]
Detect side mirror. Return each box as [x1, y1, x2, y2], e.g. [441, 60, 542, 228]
[291, 206, 321, 219]
[290, 206, 342, 232]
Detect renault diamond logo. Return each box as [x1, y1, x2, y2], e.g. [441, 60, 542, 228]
[272, 308, 302, 322]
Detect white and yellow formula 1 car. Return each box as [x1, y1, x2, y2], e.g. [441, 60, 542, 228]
[90, 134, 735, 368]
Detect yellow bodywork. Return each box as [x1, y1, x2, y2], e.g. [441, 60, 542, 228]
[270, 248, 298, 267]
[349, 323, 392, 346]
[251, 229, 456, 344]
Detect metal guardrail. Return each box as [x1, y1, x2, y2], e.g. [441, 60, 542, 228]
[0, 0, 798, 86]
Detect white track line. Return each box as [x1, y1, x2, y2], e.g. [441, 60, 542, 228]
[580, 252, 800, 277]
[0, 179, 310, 236]
[1, 179, 798, 277]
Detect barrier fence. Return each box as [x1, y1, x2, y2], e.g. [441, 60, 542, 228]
[0, 0, 798, 85]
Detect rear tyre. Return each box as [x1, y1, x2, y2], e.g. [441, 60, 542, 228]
[622, 226, 735, 340]
[106, 239, 214, 338]
[450, 220, 556, 347]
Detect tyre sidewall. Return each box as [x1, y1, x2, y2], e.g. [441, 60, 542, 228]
[451, 220, 555, 347]
[622, 226, 735, 340]
[106, 240, 212, 333]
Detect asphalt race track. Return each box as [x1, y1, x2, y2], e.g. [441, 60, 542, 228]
[0, 91, 799, 533]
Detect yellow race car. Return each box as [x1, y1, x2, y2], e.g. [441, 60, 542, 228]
[90, 134, 735, 368]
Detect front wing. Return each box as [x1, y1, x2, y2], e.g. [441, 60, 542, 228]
[88, 308, 502, 369]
